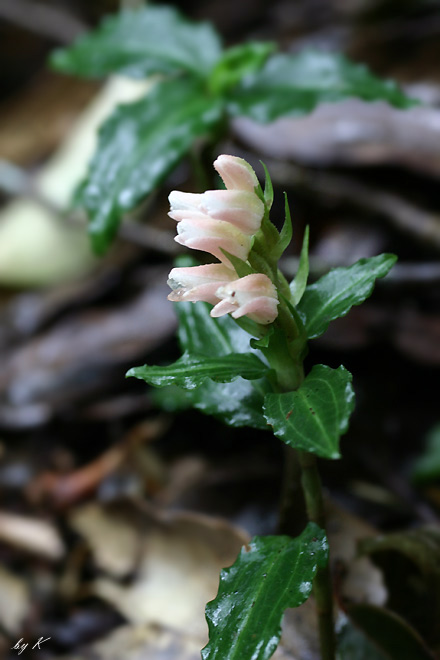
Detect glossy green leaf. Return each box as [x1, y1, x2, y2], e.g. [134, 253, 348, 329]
[298, 254, 397, 340]
[127, 351, 268, 390]
[290, 225, 309, 306]
[177, 301, 254, 358]
[79, 79, 223, 253]
[176, 302, 272, 429]
[227, 51, 418, 123]
[51, 6, 222, 79]
[209, 41, 276, 95]
[202, 523, 328, 660]
[151, 367, 269, 427]
[189, 377, 271, 429]
[264, 364, 355, 459]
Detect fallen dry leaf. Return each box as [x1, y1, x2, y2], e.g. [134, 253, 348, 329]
[69, 502, 249, 641]
[52, 623, 205, 660]
[0, 565, 30, 635]
[0, 511, 64, 560]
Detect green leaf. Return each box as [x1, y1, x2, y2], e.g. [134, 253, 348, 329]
[290, 225, 309, 306]
[227, 50, 418, 123]
[337, 619, 388, 660]
[51, 6, 222, 79]
[209, 41, 276, 95]
[345, 604, 436, 660]
[359, 527, 440, 648]
[189, 377, 271, 429]
[202, 523, 328, 660]
[264, 364, 355, 459]
[79, 79, 223, 253]
[127, 351, 268, 390]
[151, 385, 192, 413]
[411, 424, 440, 484]
[176, 302, 272, 429]
[298, 253, 397, 340]
[177, 301, 244, 357]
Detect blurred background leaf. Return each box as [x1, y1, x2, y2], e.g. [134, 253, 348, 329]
[51, 5, 223, 79]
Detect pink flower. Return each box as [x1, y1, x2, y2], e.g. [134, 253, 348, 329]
[169, 189, 263, 235]
[167, 155, 280, 325]
[214, 155, 260, 192]
[168, 156, 264, 267]
[211, 274, 279, 325]
[174, 214, 251, 265]
[167, 264, 235, 304]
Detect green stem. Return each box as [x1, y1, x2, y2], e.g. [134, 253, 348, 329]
[298, 450, 336, 660]
[278, 445, 307, 537]
[274, 355, 335, 659]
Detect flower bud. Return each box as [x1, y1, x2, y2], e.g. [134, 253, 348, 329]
[214, 155, 260, 193]
[211, 274, 279, 325]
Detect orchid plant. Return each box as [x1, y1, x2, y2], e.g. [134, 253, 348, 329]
[127, 154, 397, 660]
[50, 5, 418, 658]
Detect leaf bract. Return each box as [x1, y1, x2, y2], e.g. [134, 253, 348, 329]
[290, 225, 310, 306]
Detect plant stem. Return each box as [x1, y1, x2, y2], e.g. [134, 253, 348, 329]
[278, 446, 308, 537]
[298, 450, 336, 660]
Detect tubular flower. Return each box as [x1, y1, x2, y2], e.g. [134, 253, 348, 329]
[173, 212, 252, 265]
[167, 155, 279, 325]
[167, 264, 236, 304]
[169, 189, 264, 235]
[211, 274, 279, 325]
[168, 155, 264, 266]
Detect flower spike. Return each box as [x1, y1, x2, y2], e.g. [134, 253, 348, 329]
[167, 155, 279, 325]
